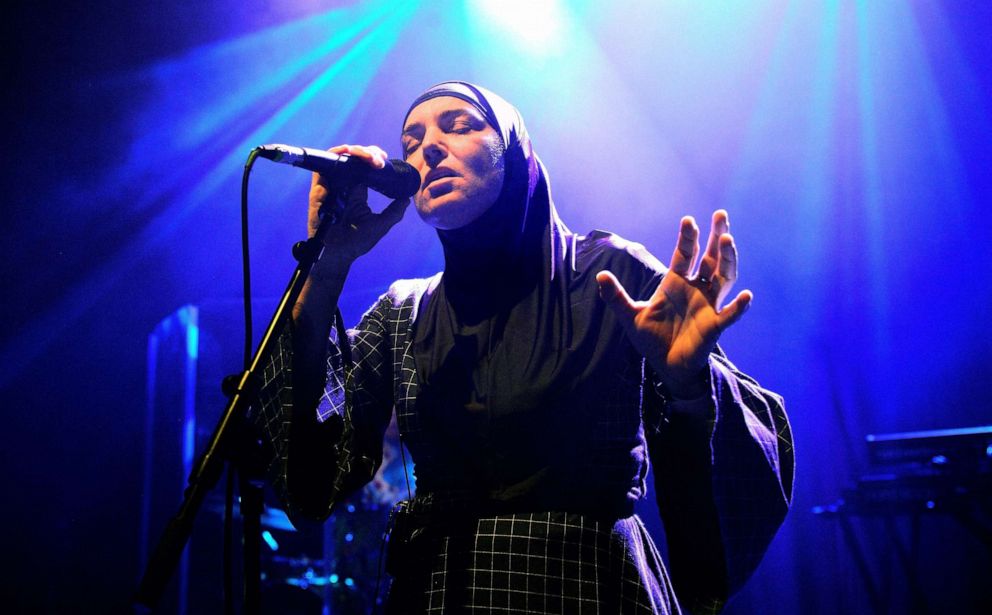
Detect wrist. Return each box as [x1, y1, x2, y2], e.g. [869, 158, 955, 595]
[310, 257, 351, 284]
[656, 363, 711, 401]
[295, 260, 348, 323]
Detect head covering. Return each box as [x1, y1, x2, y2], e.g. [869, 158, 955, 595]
[407, 82, 588, 500]
[403, 81, 568, 288]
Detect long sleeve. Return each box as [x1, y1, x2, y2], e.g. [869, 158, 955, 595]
[646, 350, 794, 614]
[252, 293, 397, 524]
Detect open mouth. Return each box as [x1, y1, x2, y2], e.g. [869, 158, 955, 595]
[423, 168, 458, 189]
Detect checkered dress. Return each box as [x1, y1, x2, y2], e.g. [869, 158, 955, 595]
[253, 242, 793, 615]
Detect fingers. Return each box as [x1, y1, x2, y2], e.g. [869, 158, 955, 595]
[304, 144, 405, 260]
[318, 195, 408, 255]
[716, 233, 738, 283]
[308, 179, 330, 235]
[329, 144, 388, 169]
[669, 216, 700, 277]
[340, 193, 409, 240]
[313, 144, 389, 191]
[595, 271, 640, 326]
[310, 180, 369, 236]
[309, 144, 387, 232]
[371, 197, 411, 235]
[686, 210, 740, 308]
[716, 289, 753, 332]
[381, 197, 411, 222]
[342, 182, 368, 209]
[698, 210, 729, 280]
[706, 232, 740, 306]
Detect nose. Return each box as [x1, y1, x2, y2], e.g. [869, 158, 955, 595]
[422, 128, 446, 168]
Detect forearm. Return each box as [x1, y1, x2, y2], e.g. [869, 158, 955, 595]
[651, 381, 729, 613]
[292, 259, 350, 399]
[650, 354, 793, 610]
[705, 356, 792, 591]
[285, 261, 350, 519]
[281, 155, 405, 519]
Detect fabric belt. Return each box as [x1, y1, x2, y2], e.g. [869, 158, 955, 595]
[395, 491, 635, 527]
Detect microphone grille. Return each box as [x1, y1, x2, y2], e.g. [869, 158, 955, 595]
[385, 159, 421, 199]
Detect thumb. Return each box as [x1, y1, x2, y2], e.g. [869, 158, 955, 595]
[382, 197, 411, 224]
[371, 197, 411, 236]
[716, 289, 753, 332]
[343, 183, 368, 207]
[596, 271, 639, 324]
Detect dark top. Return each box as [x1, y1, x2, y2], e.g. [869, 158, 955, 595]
[252, 230, 794, 614]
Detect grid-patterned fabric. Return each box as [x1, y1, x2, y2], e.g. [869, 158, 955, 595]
[253, 324, 295, 501]
[385, 512, 678, 614]
[252, 240, 793, 614]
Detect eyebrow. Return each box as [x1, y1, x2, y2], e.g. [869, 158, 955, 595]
[403, 107, 483, 136]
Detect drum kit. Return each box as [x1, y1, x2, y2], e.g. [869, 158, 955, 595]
[256, 419, 415, 612]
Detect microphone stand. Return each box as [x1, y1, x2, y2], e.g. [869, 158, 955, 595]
[134, 209, 339, 612]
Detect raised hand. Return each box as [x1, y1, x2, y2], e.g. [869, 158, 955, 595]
[308, 144, 410, 272]
[596, 210, 752, 398]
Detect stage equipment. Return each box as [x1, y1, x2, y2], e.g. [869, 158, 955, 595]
[814, 425, 992, 613]
[255, 145, 419, 200]
[135, 146, 412, 612]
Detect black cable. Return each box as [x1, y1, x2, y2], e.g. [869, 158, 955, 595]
[334, 306, 352, 369]
[372, 517, 390, 615]
[228, 149, 259, 613]
[373, 436, 413, 612]
[399, 438, 412, 501]
[223, 468, 235, 615]
[241, 149, 260, 369]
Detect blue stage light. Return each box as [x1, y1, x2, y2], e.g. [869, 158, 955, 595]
[468, 0, 565, 55]
[261, 530, 279, 551]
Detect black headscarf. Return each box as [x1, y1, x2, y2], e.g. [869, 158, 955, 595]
[405, 83, 647, 503]
[402, 82, 570, 290]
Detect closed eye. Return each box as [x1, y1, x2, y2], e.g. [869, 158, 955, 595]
[403, 139, 420, 158]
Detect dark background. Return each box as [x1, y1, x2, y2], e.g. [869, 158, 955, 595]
[4, 1, 991, 612]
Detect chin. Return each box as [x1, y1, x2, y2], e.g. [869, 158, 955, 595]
[416, 207, 466, 231]
[415, 192, 481, 230]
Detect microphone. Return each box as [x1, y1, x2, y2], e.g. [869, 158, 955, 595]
[254, 144, 420, 199]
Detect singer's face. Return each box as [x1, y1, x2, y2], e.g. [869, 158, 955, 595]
[401, 97, 505, 230]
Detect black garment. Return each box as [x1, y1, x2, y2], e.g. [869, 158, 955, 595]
[406, 229, 664, 509]
[253, 230, 793, 614]
[252, 82, 794, 614]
